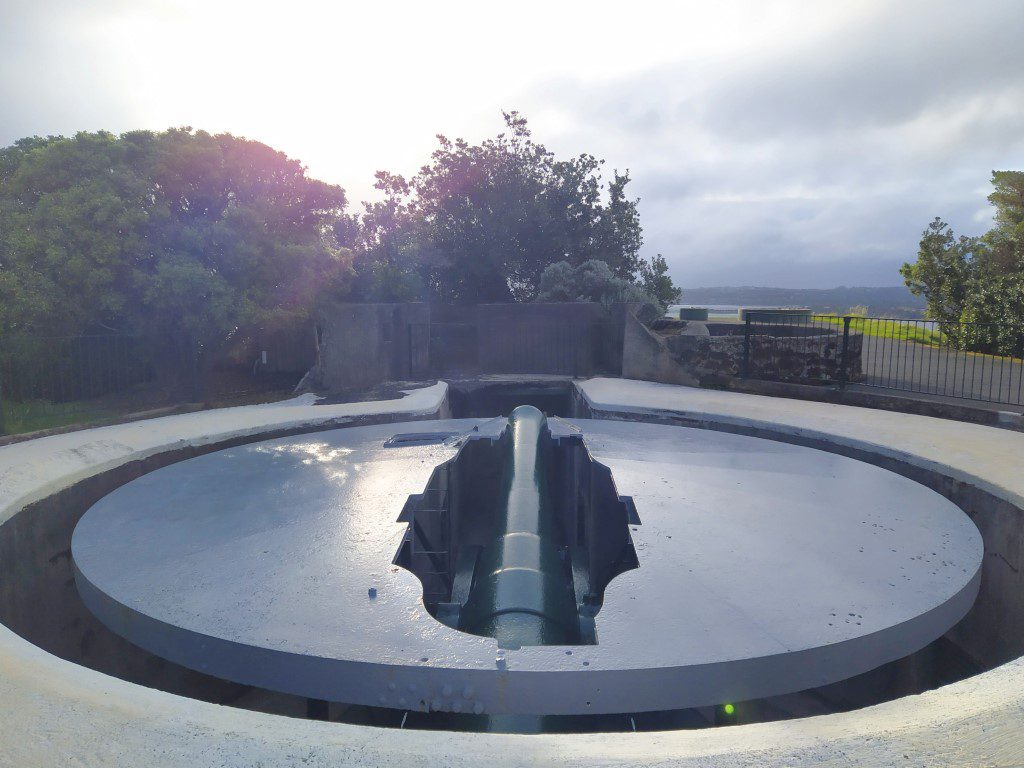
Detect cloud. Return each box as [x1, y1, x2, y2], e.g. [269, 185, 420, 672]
[1, 0, 1021, 287]
[703, 0, 1024, 140]
[0, 1, 139, 139]
[520, 0, 1024, 286]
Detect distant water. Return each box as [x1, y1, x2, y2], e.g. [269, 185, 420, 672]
[668, 302, 928, 320]
[666, 304, 770, 317]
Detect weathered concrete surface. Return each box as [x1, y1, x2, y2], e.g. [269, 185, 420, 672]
[577, 378, 1024, 509]
[2, 598, 1024, 766]
[622, 311, 699, 386]
[302, 302, 431, 391]
[311, 302, 630, 384]
[476, 302, 626, 376]
[0, 386, 446, 517]
[2, 378, 1024, 765]
[721, 376, 1024, 432]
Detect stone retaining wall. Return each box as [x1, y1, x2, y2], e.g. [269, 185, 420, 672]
[625, 314, 863, 386]
[666, 326, 863, 382]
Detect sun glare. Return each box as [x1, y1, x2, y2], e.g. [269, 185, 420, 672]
[78, 1, 880, 202]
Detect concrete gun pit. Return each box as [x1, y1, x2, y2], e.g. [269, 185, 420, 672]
[70, 405, 982, 730]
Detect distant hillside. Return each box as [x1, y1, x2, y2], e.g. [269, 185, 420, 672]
[680, 286, 928, 318]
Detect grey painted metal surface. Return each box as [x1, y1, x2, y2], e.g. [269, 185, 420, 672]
[457, 407, 580, 647]
[72, 417, 982, 716]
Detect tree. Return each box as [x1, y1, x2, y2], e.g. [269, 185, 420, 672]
[637, 253, 682, 309]
[958, 272, 1024, 353]
[592, 171, 644, 280]
[0, 129, 350, 359]
[0, 132, 156, 334]
[349, 112, 679, 304]
[536, 259, 655, 306]
[899, 217, 978, 326]
[901, 172, 1024, 355]
[338, 172, 424, 302]
[988, 171, 1024, 234]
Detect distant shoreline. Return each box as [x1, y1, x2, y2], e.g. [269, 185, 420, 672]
[677, 286, 926, 319]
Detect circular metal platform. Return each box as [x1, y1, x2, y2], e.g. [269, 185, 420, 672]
[71, 418, 982, 716]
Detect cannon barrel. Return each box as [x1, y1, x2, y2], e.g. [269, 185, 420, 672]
[459, 406, 579, 647]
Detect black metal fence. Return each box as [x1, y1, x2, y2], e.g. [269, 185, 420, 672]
[739, 314, 859, 386]
[0, 330, 312, 437]
[0, 335, 158, 436]
[742, 314, 1024, 406]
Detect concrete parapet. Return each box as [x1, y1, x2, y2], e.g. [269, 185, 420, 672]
[303, 302, 431, 392]
[2, 379, 1024, 765]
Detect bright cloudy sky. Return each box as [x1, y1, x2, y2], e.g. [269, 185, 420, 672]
[2, 0, 1022, 287]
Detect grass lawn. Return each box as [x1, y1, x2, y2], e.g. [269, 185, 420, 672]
[0, 371, 300, 437]
[818, 316, 944, 345]
[0, 398, 122, 436]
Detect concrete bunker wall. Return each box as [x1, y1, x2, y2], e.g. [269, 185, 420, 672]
[309, 302, 630, 390]
[306, 302, 866, 395]
[305, 302, 431, 391]
[622, 312, 700, 386]
[475, 302, 626, 376]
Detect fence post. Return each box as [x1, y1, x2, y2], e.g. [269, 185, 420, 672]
[188, 334, 206, 404]
[742, 315, 752, 377]
[0, 334, 7, 436]
[407, 323, 414, 379]
[838, 315, 851, 389]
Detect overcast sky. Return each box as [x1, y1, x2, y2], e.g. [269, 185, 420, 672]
[2, 0, 1022, 288]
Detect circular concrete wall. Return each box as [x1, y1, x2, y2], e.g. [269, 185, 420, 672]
[0, 381, 1022, 765]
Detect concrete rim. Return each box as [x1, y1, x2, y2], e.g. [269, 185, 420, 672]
[1, 379, 1023, 766]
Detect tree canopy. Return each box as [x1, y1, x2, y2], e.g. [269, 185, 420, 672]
[345, 112, 679, 306]
[0, 116, 680, 367]
[900, 171, 1024, 354]
[536, 259, 656, 306]
[0, 129, 349, 345]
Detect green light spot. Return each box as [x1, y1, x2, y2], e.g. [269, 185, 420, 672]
[723, 703, 735, 715]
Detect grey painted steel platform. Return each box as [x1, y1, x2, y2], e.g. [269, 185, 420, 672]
[71, 418, 983, 716]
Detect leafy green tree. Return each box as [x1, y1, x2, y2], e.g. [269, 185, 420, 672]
[901, 171, 1024, 355]
[958, 272, 1024, 353]
[339, 172, 424, 302]
[638, 253, 682, 309]
[536, 259, 655, 305]
[350, 112, 679, 303]
[0, 132, 155, 334]
[988, 171, 1024, 234]
[0, 129, 350, 363]
[592, 171, 644, 281]
[900, 217, 979, 326]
